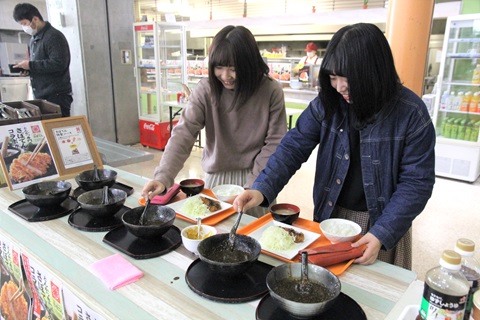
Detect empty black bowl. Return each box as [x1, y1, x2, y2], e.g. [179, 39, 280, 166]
[122, 205, 176, 239]
[22, 181, 72, 208]
[76, 188, 127, 218]
[75, 168, 117, 190]
[179, 179, 204, 196]
[271, 203, 300, 225]
[197, 233, 261, 276]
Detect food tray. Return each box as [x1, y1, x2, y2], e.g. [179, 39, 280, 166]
[237, 213, 356, 275]
[141, 188, 236, 225]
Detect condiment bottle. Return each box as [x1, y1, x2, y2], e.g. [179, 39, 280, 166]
[473, 64, 480, 84]
[417, 250, 470, 320]
[454, 238, 480, 320]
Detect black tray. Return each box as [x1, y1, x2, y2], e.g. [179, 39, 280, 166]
[72, 182, 134, 199]
[8, 197, 79, 222]
[103, 225, 181, 259]
[68, 206, 130, 232]
[256, 292, 367, 320]
[185, 258, 272, 303]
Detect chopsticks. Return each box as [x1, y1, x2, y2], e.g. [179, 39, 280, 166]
[1, 136, 9, 158]
[24, 136, 47, 166]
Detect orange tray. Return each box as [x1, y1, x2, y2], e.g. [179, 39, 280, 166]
[138, 189, 236, 226]
[237, 213, 355, 276]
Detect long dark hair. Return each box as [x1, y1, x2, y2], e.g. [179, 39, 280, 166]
[13, 3, 44, 22]
[208, 25, 270, 111]
[319, 23, 401, 128]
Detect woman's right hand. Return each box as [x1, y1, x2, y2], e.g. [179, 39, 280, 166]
[141, 180, 166, 200]
[233, 190, 264, 213]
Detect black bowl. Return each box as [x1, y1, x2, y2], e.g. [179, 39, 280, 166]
[197, 233, 261, 276]
[76, 188, 127, 218]
[179, 179, 204, 196]
[271, 203, 300, 225]
[122, 205, 176, 239]
[22, 181, 72, 208]
[75, 168, 117, 190]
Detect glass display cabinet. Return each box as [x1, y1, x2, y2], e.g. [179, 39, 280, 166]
[432, 13, 480, 182]
[133, 22, 187, 149]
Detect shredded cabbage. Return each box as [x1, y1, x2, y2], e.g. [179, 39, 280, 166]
[260, 226, 295, 251]
[181, 197, 210, 217]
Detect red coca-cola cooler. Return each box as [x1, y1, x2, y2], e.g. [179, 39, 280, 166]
[139, 120, 178, 150]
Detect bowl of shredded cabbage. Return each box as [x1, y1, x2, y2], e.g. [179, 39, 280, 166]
[319, 218, 361, 244]
[211, 184, 244, 203]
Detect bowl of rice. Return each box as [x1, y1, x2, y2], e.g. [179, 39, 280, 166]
[319, 218, 361, 244]
[211, 184, 244, 203]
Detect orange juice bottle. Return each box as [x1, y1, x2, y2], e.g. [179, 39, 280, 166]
[461, 92, 471, 112]
[469, 92, 480, 113]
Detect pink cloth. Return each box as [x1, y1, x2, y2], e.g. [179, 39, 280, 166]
[90, 254, 143, 290]
[151, 184, 180, 205]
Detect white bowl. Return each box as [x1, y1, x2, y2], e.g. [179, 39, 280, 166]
[319, 218, 361, 244]
[181, 225, 217, 255]
[289, 80, 302, 89]
[211, 184, 245, 203]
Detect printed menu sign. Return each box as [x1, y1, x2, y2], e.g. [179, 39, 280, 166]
[0, 115, 102, 190]
[0, 121, 59, 190]
[51, 125, 93, 169]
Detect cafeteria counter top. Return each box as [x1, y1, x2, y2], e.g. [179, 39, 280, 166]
[0, 167, 422, 319]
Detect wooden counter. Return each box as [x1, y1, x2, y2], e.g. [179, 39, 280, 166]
[0, 167, 419, 319]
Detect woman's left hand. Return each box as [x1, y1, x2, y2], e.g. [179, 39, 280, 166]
[351, 233, 382, 265]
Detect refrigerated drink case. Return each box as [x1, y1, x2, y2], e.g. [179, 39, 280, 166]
[432, 14, 480, 182]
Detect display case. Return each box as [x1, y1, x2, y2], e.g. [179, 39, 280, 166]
[432, 14, 480, 182]
[133, 22, 187, 149]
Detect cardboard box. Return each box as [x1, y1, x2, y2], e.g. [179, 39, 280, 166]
[25, 99, 61, 119]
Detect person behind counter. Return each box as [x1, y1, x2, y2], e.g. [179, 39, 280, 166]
[234, 23, 436, 269]
[142, 25, 287, 217]
[301, 42, 321, 65]
[13, 3, 73, 117]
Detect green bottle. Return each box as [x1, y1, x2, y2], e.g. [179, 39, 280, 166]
[451, 118, 461, 139]
[457, 120, 466, 140]
[444, 118, 453, 138]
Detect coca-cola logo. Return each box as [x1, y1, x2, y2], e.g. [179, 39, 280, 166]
[143, 123, 155, 131]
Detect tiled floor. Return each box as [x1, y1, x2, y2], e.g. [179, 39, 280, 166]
[119, 144, 480, 281]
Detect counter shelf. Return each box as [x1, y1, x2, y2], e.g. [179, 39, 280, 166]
[0, 166, 420, 319]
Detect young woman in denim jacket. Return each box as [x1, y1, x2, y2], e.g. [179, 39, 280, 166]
[234, 23, 436, 269]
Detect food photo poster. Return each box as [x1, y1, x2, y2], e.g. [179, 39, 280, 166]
[0, 121, 59, 190]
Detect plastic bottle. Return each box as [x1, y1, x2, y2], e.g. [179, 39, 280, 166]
[455, 92, 465, 111]
[469, 92, 480, 113]
[472, 290, 480, 319]
[454, 239, 480, 320]
[473, 64, 480, 84]
[417, 250, 470, 320]
[462, 92, 472, 112]
[446, 91, 456, 110]
[440, 90, 450, 110]
[458, 120, 467, 140]
[471, 121, 480, 142]
[441, 117, 449, 136]
[452, 118, 461, 139]
[465, 120, 473, 141]
[444, 118, 453, 138]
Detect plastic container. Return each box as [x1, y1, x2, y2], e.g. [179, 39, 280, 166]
[454, 238, 480, 320]
[469, 92, 480, 113]
[417, 250, 470, 320]
[440, 91, 449, 110]
[472, 290, 480, 319]
[446, 91, 456, 110]
[472, 64, 480, 85]
[461, 92, 472, 112]
[454, 92, 464, 111]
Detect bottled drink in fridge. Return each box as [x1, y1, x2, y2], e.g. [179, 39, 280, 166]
[473, 64, 480, 84]
[417, 250, 470, 320]
[454, 238, 480, 320]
